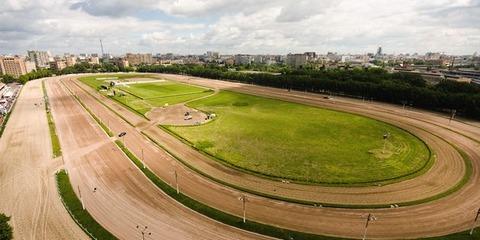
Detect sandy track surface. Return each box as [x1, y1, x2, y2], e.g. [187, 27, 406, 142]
[146, 104, 208, 125]
[0, 79, 88, 240]
[62, 73, 480, 238]
[46, 77, 271, 240]
[72, 74, 465, 205]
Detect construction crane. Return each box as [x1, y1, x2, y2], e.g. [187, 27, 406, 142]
[100, 39, 105, 57]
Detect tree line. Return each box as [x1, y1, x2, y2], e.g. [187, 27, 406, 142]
[137, 64, 480, 120]
[0, 62, 132, 85]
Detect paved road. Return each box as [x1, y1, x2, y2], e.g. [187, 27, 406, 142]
[0, 79, 88, 240]
[46, 76, 272, 240]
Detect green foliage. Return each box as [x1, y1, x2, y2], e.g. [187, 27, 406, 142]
[0, 213, 13, 240]
[56, 170, 117, 239]
[138, 64, 480, 120]
[0, 75, 16, 84]
[42, 81, 62, 157]
[59, 62, 124, 75]
[79, 75, 213, 115]
[168, 91, 431, 185]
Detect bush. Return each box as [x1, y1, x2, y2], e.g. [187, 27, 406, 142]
[0, 213, 13, 240]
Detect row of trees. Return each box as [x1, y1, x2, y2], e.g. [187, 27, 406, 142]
[137, 64, 480, 120]
[0, 62, 132, 85]
[0, 69, 52, 84]
[59, 62, 134, 75]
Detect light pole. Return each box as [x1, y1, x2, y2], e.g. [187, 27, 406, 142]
[470, 208, 480, 235]
[449, 109, 456, 124]
[174, 169, 179, 194]
[382, 133, 389, 154]
[362, 213, 376, 240]
[136, 225, 151, 240]
[78, 185, 85, 210]
[238, 195, 247, 223]
[141, 148, 145, 169]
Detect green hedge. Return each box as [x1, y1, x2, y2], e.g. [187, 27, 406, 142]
[56, 170, 117, 240]
[42, 81, 62, 157]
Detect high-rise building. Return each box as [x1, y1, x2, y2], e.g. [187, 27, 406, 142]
[376, 46, 383, 56]
[286, 53, 308, 67]
[206, 51, 220, 59]
[49, 60, 67, 71]
[125, 53, 154, 66]
[0, 56, 28, 78]
[88, 57, 100, 65]
[234, 55, 252, 65]
[25, 60, 37, 73]
[65, 56, 77, 67]
[27, 50, 50, 68]
[112, 58, 129, 68]
[304, 52, 317, 60]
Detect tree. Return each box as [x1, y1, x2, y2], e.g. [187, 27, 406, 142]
[0, 75, 16, 84]
[0, 213, 13, 240]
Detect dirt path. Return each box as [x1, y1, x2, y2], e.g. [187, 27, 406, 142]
[0, 79, 88, 240]
[72, 74, 466, 205]
[46, 76, 272, 240]
[61, 73, 480, 239]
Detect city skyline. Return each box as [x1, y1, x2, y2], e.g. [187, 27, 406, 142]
[1, 0, 479, 55]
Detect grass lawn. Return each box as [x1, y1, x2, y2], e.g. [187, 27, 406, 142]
[79, 75, 213, 115]
[118, 81, 208, 99]
[166, 91, 431, 185]
[79, 74, 156, 90]
[42, 81, 61, 157]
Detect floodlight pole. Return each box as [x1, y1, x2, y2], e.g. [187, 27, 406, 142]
[362, 213, 375, 240]
[239, 195, 246, 223]
[382, 133, 389, 154]
[78, 185, 85, 210]
[174, 169, 179, 194]
[470, 208, 480, 235]
[141, 148, 145, 169]
[449, 109, 456, 124]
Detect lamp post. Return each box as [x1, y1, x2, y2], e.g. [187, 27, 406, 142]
[141, 148, 145, 169]
[449, 109, 456, 124]
[470, 208, 480, 235]
[174, 169, 179, 194]
[136, 225, 151, 240]
[78, 185, 85, 210]
[382, 132, 389, 154]
[238, 195, 247, 223]
[362, 213, 376, 240]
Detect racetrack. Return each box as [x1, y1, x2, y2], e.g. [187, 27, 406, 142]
[44, 73, 480, 239]
[45, 76, 271, 240]
[0, 79, 88, 240]
[70, 74, 467, 206]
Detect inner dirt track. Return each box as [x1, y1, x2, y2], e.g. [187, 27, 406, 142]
[72, 74, 466, 206]
[50, 73, 480, 239]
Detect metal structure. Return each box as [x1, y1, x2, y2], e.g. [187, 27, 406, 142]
[362, 213, 377, 240]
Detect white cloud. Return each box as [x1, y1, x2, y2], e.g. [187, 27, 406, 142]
[0, 0, 479, 55]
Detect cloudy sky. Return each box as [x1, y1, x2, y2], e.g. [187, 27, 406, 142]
[1, 0, 479, 55]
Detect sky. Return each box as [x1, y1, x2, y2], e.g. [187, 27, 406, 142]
[1, 0, 479, 56]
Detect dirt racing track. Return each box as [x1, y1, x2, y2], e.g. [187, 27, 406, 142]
[42, 73, 480, 239]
